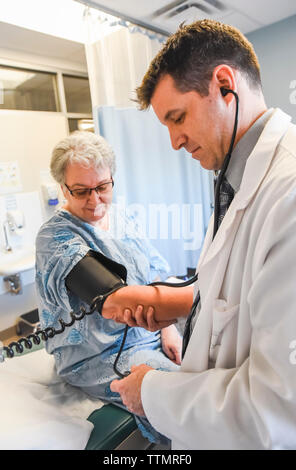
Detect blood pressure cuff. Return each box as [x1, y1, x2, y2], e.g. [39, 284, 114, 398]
[65, 250, 128, 314]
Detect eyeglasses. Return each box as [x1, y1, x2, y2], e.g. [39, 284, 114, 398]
[64, 179, 114, 200]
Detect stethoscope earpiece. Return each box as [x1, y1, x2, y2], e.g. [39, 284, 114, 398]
[221, 87, 237, 98]
[220, 87, 229, 97]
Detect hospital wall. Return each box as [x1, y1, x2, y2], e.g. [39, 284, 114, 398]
[0, 46, 87, 332]
[247, 14, 296, 123]
[0, 114, 68, 330]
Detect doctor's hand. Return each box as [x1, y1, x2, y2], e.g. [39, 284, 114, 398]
[102, 285, 177, 331]
[122, 305, 176, 331]
[101, 286, 148, 324]
[110, 364, 153, 416]
[102, 284, 192, 329]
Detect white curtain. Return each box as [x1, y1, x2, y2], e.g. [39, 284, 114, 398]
[84, 8, 162, 108]
[83, 10, 214, 276]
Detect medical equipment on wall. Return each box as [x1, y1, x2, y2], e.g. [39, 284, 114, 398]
[41, 183, 59, 206]
[1, 88, 239, 377]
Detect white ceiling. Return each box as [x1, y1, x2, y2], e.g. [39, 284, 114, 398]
[78, 0, 296, 35]
[1, 0, 296, 70]
[0, 21, 86, 70]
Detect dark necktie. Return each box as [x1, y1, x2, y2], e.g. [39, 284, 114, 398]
[216, 177, 235, 229]
[182, 177, 234, 357]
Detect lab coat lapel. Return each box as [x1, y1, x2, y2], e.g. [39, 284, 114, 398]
[198, 108, 291, 270]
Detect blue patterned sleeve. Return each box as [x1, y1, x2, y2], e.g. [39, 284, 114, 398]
[36, 224, 89, 311]
[35, 219, 90, 356]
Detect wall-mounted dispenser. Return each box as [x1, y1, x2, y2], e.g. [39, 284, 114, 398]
[41, 183, 59, 206]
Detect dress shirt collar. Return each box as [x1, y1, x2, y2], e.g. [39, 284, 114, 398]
[225, 108, 274, 193]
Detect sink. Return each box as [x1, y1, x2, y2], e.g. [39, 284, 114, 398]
[0, 246, 35, 276]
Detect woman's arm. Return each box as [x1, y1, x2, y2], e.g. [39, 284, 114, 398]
[102, 284, 194, 330]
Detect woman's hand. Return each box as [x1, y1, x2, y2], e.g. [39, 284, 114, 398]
[161, 324, 182, 364]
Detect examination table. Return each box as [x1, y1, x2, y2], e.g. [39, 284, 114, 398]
[0, 343, 152, 450]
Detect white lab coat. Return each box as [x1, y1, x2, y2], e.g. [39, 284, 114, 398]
[142, 108, 296, 449]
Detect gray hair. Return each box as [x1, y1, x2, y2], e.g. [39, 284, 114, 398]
[50, 131, 116, 185]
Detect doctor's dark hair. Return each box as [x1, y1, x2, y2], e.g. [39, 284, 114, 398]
[50, 131, 116, 185]
[136, 19, 262, 109]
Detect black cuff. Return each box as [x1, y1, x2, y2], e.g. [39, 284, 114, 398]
[65, 250, 127, 312]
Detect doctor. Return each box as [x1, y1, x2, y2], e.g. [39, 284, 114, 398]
[102, 19, 296, 449]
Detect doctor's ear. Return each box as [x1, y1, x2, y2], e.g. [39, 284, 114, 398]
[212, 64, 236, 97]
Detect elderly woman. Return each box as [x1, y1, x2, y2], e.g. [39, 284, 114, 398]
[35, 131, 181, 444]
